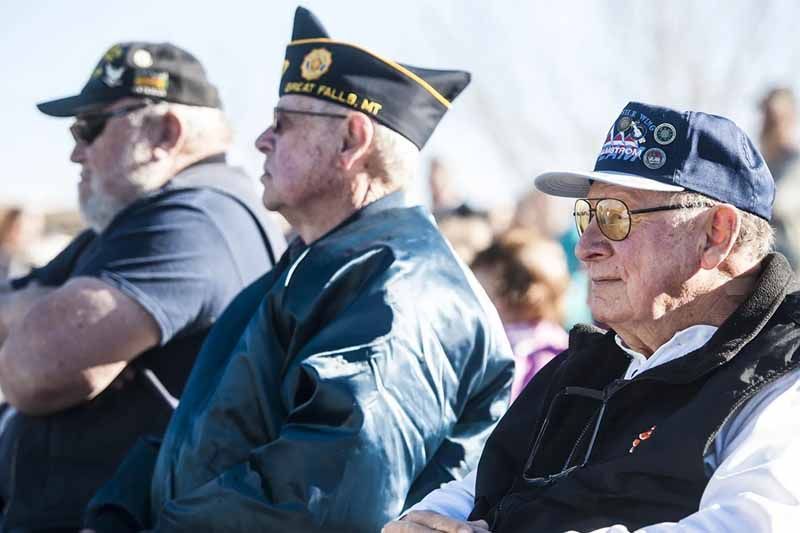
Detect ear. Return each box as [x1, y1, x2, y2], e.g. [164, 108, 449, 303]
[337, 113, 374, 171]
[152, 110, 183, 161]
[700, 204, 740, 270]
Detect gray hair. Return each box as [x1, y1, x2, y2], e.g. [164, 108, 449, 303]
[368, 123, 419, 186]
[669, 191, 774, 260]
[314, 99, 419, 185]
[134, 101, 233, 156]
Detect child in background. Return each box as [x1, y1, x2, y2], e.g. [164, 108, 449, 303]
[472, 228, 569, 401]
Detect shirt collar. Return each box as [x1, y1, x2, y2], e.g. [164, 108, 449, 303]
[615, 324, 719, 379]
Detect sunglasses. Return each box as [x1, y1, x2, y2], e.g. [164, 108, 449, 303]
[573, 198, 706, 241]
[522, 386, 607, 487]
[271, 107, 349, 132]
[70, 101, 152, 145]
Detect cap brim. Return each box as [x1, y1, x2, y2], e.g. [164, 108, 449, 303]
[37, 93, 118, 117]
[534, 170, 685, 198]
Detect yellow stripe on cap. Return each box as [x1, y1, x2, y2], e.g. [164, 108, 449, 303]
[288, 38, 452, 109]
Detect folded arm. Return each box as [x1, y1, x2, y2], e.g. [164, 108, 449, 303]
[0, 276, 160, 414]
[0, 279, 54, 346]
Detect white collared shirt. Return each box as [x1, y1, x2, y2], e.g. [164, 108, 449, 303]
[407, 326, 800, 532]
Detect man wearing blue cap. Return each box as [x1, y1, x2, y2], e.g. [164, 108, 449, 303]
[84, 7, 513, 532]
[387, 102, 800, 532]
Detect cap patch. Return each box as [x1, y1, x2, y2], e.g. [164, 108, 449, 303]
[301, 48, 332, 81]
[654, 123, 677, 145]
[102, 45, 124, 63]
[132, 71, 169, 97]
[597, 107, 660, 164]
[642, 147, 667, 169]
[132, 49, 154, 68]
[102, 63, 126, 87]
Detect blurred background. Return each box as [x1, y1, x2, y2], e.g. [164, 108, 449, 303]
[3, 0, 800, 372]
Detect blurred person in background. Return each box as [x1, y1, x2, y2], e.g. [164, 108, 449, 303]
[429, 157, 462, 216]
[0, 41, 285, 530]
[472, 228, 569, 401]
[438, 209, 494, 264]
[760, 87, 800, 271]
[428, 157, 495, 264]
[84, 8, 512, 532]
[0, 208, 45, 279]
[512, 189, 592, 328]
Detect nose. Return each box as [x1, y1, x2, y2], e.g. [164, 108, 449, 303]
[254, 125, 275, 154]
[70, 141, 87, 164]
[575, 217, 613, 264]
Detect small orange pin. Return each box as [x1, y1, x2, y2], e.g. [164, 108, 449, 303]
[629, 425, 656, 453]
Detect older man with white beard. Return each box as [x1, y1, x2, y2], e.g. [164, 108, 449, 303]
[0, 42, 285, 531]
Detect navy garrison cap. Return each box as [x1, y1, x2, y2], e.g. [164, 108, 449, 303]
[279, 7, 471, 149]
[535, 102, 775, 221]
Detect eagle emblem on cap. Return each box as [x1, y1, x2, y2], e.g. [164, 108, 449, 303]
[102, 63, 125, 87]
[301, 48, 332, 81]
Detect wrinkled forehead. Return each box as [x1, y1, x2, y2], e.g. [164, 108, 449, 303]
[586, 181, 675, 206]
[278, 93, 339, 113]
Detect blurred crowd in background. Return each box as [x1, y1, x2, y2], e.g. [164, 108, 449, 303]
[3, 85, 800, 395]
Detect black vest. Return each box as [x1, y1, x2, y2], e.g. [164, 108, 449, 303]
[471, 254, 800, 533]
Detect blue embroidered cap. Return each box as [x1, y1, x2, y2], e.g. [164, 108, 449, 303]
[535, 102, 775, 221]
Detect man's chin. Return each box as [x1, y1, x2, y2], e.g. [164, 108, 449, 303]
[79, 196, 122, 233]
[261, 194, 282, 213]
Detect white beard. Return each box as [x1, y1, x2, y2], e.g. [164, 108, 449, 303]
[79, 155, 165, 233]
[79, 186, 130, 233]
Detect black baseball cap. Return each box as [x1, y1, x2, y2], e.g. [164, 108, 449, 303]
[535, 102, 775, 221]
[279, 7, 471, 149]
[37, 41, 222, 117]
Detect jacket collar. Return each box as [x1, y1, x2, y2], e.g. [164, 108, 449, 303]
[285, 190, 408, 260]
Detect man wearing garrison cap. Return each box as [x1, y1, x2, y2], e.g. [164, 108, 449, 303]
[84, 7, 513, 532]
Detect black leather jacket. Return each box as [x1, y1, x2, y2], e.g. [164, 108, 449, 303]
[87, 192, 514, 532]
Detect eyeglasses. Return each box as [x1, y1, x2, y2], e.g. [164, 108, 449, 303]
[574, 198, 708, 241]
[70, 101, 152, 145]
[522, 386, 607, 487]
[271, 107, 349, 132]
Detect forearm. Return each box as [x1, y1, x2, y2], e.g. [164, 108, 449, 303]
[0, 277, 159, 414]
[0, 280, 54, 345]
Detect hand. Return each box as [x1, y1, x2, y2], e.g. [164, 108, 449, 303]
[382, 510, 492, 533]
